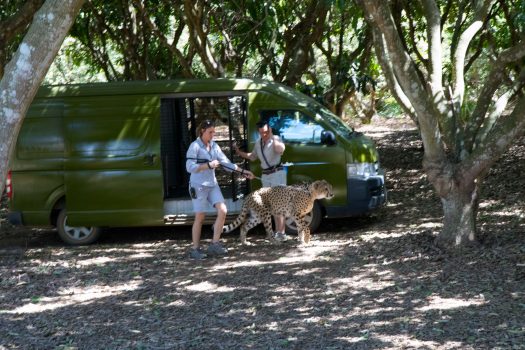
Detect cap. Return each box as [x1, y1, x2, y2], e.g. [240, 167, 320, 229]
[255, 119, 268, 128]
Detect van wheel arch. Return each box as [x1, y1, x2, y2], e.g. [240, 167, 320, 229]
[51, 197, 65, 227]
[56, 208, 101, 245]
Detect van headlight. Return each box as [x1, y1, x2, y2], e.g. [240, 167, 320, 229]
[347, 162, 378, 179]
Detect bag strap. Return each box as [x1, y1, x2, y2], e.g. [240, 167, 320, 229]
[260, 138, 272, 169]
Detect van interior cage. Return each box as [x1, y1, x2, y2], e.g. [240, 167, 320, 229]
[160, 95, 250, 201]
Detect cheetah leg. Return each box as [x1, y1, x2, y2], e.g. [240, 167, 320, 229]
[303, 225, 311, 244]
[261, 210, 275, 241]
[294, 216, 310, 244]
[240, 216, 261, 245]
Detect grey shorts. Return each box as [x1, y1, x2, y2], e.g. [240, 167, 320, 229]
[262, 169, 287, 187]
[190, 184, 225, 213]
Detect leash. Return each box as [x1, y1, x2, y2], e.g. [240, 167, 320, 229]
[186, 157, 291, 186]
[186, 157, 260, 179]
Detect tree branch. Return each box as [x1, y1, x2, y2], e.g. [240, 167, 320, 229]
[460, 93, 525, 184]
[465, 40, 525, 151]
[183, 0, 224, 77]
[371, 25, 416, 121]
[0, 0, 45, 77]
[360, 0, 446, 163]
[451, 0, 494, 111]
[132, 0, 193, 78]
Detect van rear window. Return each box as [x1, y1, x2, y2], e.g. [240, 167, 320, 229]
[17, 118, 65, 159]
[68, 117, 151, 157]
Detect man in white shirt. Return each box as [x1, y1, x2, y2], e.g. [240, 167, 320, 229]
[234, 119, 288, 241]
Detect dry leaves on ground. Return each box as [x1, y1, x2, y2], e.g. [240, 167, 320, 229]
[0, 119, 524, 350]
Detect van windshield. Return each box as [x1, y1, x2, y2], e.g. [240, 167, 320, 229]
[315, 106, 355, 138]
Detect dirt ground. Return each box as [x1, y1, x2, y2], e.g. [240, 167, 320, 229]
[1, 119, 524, 350]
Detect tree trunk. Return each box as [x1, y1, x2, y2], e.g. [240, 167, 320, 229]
[0, 0, 84, 195]
[435, 179, 479, 249]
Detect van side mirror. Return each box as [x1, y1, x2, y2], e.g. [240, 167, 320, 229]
[321, 130, 336, 145]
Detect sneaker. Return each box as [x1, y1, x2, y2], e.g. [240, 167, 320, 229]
[273, 232, 289, 241]
[189, 248, 207, 260]
[207, 242, 228, 256]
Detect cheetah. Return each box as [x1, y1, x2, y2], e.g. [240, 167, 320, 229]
[223, 180, 334, 244]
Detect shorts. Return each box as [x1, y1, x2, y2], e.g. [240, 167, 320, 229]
[189, 184, 225, 213]
[261, 169, 287, 187]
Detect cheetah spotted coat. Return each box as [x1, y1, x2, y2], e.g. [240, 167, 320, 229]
[223, 180, 334, 244]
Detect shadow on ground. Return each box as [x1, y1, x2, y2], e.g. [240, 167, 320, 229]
[1, 128, 524, 349]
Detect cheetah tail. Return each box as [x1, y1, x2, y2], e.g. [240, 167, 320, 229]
[222, 207, 248, 233]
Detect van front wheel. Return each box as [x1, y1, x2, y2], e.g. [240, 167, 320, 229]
[284, 201, 322, 235]
[56, 209, 101, 245]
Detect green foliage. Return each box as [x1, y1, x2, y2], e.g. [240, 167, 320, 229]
[0, 1, 40, 71]
[36, 0, 381, 118]
[376, 94, 403, 118]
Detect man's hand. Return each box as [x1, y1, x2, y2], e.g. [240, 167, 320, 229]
[232, 142, 240, 155]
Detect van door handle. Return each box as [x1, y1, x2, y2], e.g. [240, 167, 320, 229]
[144, 153, 156, 166]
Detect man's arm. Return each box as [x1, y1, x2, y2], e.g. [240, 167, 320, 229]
[268, 128, 285, 154]
[272, 136, 285, 155]
[234, 143, 257, 161]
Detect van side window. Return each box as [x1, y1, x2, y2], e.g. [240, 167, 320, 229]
[260, 110, 324, 144]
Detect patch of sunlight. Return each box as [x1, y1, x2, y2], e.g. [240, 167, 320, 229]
[295, 306, 313, 313]
[1, 281, 142, 314]
[176, 280, 194, 286]
[479, 200, 499, 208]
[264, 321, 279, 331]
[274, 286, 294, 293]
[166, 299, 187, 307]
[211, 241, 348, 270]
[361, 306, 406, 317]
[76, 256, 117, 266]
[304, 316, 322, 323]
[359, 231, 406, 241]
[328, 275, 396, 292]
[417, 296, 485, 311]
[335, 335, 368, 344]
[127, 252, 155, 259]
[294, 267, 325, 276]
[418, 222, 441, 228]
[87, 245, 162, 256]
[185, 281, 234, 293]
[73, 250, 155, 267]
[371, 334, 463, 348]
[491, 210, 524, 217]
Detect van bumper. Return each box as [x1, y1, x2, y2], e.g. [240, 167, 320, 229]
[325, 175, 387, 218]
[7, 211, 24, 225]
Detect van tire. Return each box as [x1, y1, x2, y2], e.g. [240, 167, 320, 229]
[284, 201, 322, 235]
[56, 209, 101, 245]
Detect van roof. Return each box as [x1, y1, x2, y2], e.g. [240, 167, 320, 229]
[36, 78, 315, 107]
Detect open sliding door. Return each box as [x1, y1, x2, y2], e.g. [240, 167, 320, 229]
[161, 94, 250, 223]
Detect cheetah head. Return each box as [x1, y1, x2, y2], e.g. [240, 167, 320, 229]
[310, 180, 334, 200]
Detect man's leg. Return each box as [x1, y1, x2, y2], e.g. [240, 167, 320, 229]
[275, 214, 285, 234]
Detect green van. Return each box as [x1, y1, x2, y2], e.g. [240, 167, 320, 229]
[7, 78, 386, 245]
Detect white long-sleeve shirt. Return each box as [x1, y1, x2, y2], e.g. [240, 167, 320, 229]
[186, 138, 236, 187]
